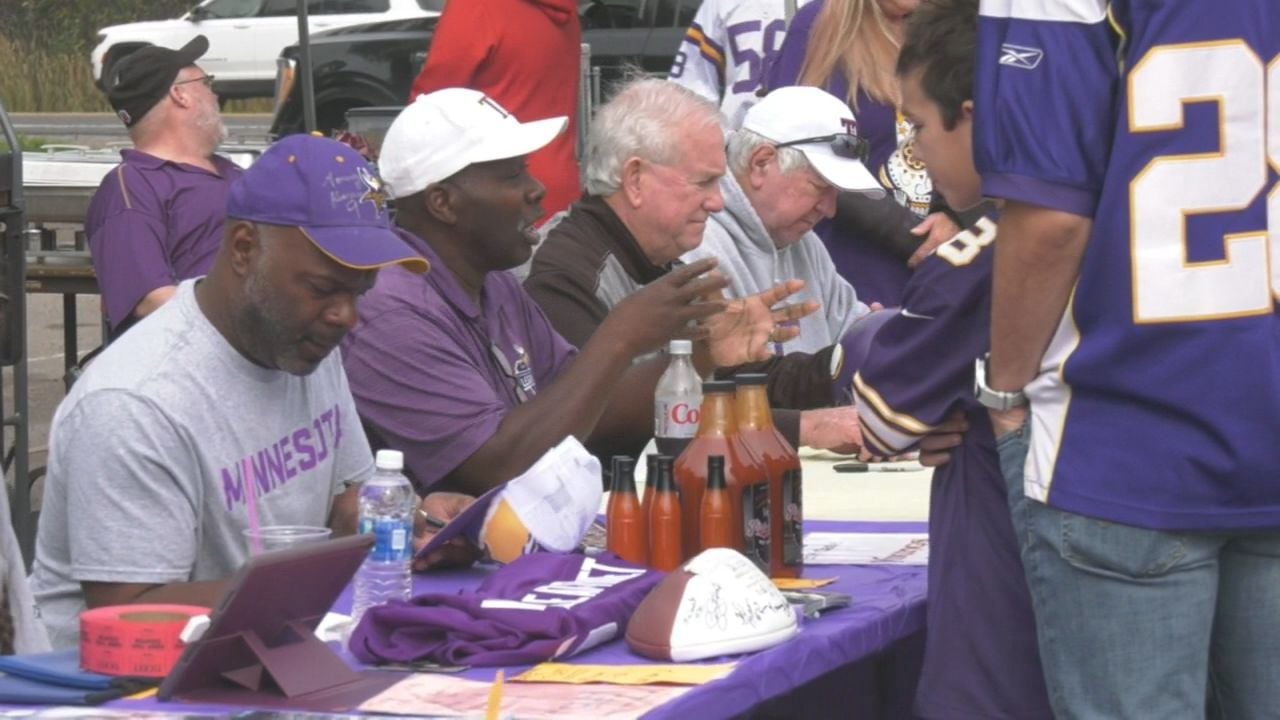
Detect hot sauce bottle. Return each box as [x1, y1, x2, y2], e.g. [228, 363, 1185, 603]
[734, 374, 803, 578]
[699, 455, 734, 551]
[606, 456, 647, 565]
[648, 456, 684, 571]
[673, 380, 766, 559]
[641, 453, 658, 527]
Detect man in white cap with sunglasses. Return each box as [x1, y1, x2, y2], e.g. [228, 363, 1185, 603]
[684, 85, 888, 357]
[341, 89, 805, 497]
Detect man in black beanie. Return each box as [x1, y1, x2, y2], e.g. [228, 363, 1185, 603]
[86, 35, 243, 336]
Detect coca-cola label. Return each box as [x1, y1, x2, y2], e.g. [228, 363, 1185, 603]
[655, 400, 700, 438]
[782, 468, 802, 566]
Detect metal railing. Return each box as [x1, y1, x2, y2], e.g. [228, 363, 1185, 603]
[0, 97, 35, 568]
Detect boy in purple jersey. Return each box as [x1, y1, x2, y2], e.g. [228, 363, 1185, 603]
[975, 0, 1280, 716]
[851, 1, 1051, 717]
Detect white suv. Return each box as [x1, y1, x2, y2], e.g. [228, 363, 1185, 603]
[91, 0, 442, 100]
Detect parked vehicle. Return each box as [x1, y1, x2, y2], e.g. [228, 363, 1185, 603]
[269, 0, 701, 137]
[91, 0, 444, 100]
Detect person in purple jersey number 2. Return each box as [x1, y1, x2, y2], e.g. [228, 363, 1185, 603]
[976, 0, 1280, 716]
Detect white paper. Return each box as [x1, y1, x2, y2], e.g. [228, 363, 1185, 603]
[802, 532, 929, 565]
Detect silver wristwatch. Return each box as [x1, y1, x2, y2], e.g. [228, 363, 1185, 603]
[974, 353, 1028, 410]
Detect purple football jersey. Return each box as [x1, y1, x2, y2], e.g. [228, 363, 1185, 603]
[349, 553, 661, 667]
[853, 218, 1053, 718]
[974, 0, 1280, 530]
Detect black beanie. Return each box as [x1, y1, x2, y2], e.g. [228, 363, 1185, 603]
[106, 35, 210, 127]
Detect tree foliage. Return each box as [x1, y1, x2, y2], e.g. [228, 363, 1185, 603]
[0, 0, 195, 53]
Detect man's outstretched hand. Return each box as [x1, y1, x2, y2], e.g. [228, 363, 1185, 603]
[704, 278, 819, 366]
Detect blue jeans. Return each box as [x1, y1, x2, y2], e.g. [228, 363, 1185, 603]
[995, 424, 1280, 719]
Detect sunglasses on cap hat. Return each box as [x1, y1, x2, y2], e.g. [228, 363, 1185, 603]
[775, 133, 871, 163]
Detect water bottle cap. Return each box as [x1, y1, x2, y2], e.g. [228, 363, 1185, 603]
[375, 449, 405, 471]
[668, 339, 693, 355]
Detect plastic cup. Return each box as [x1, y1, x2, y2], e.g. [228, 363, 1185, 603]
[243, 525, 332, 555]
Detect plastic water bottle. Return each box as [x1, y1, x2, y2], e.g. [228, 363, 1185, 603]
[655, 340, 702, 457]
[351, 449, 416, 627]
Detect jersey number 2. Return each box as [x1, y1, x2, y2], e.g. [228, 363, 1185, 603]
[1130, 40, 1280, 323]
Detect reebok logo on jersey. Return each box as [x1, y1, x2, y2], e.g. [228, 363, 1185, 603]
[999, 44, 1044, 70]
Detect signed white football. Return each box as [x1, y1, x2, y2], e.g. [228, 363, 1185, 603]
[625, 548, 799, 661]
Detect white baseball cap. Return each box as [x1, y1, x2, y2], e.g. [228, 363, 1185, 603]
[742, 86, 886, 198]
[415, 436, 602, 565]
[379, 88, 568, 199]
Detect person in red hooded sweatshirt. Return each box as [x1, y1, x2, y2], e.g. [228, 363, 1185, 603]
[408, 0, 582, 222]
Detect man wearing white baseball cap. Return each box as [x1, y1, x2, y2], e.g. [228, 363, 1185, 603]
[684, 85, 886, 357]
[341, 89, 794, 498]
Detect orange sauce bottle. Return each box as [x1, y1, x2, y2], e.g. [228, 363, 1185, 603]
[735, 374, 803, 578]
[606, 456, 647, 565]
[674, 380, 766, 559]
[648, 456, 684, 571]
[699, 455, 734, 551]
[640, 453, 657, 527]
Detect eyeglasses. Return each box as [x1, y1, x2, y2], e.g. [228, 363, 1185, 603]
[775, 133, 870, 163]
[173, 74, 216, 89]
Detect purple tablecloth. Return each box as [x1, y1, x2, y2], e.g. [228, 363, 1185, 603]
[109, 520, 928, 719]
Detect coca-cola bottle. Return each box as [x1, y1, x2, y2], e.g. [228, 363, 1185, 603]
[735, 374, 803, 578]
[654, 340, 702, 457]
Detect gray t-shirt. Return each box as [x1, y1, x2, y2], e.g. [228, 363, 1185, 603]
[29, 280, 373, 648]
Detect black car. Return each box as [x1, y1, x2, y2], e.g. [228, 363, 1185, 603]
[268, 0, 701, 137]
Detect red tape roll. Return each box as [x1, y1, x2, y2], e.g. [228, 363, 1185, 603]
[80, 604, 210, 678]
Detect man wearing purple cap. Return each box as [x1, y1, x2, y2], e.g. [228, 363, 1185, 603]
[86, 35, 241, 336]
[29, 135, 436, 649]
[342, 88, 810, 495]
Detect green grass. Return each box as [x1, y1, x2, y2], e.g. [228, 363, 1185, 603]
[0, 35, 275, 114]
[0, 36, 108, 112]
[17, 135, 53, 151]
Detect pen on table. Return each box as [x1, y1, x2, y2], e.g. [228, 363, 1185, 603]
[417, 508, 448, 530]
[834, 462, 920, 473]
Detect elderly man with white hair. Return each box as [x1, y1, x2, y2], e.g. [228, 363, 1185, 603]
[683, 86, 888, 354]
[527, 78, 866, 450]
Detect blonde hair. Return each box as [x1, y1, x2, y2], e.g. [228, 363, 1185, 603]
[796, 0, 904, 109]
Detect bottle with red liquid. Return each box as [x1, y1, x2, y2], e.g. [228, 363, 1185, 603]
[641, 453, 658, 524]
[648, 455, 683, 571]
[606, 456, 647, 565]
[699, 455, 734, 551]
[735, 374, 803, 578]
[673, 380, 766, 559]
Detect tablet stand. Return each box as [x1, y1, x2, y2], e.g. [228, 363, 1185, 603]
[220, 621, 359, 699]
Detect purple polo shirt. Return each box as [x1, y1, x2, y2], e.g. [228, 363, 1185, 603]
[85, 149, 243, 330]
[341, 229, 578, 493]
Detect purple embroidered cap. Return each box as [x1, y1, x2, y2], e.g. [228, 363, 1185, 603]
[228, 134, 429, 274]
[349, 552, 662, 667]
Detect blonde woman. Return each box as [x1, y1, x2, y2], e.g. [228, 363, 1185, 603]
[767, 0, 960, 307]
